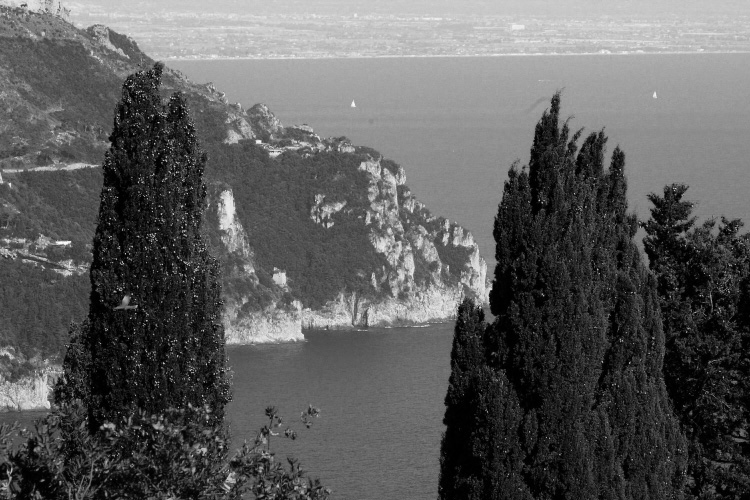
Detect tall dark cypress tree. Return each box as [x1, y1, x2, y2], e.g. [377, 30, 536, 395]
[441, 93, 686, 499]
[81, 63, 230, 427]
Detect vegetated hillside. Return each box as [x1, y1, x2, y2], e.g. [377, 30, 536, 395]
[0, 5, 488, 355]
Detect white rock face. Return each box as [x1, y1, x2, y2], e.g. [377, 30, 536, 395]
[355, 157, 488, 304]
[301, 283, 463, 329]
[310, 194, 347, 228]
[0, 372, 50, 411]
[223, 302, 304, 344]
[213, 188, 303, 343]
[217, 190, 254, 269]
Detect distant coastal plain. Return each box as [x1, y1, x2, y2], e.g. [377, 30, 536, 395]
[68, 9, 750, 61]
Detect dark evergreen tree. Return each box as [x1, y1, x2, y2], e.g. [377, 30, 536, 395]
[71, 63, 230, 427]
[644, 185, 750, 499]
[439, 299, 530, 500]
[442, 93, 687, 499]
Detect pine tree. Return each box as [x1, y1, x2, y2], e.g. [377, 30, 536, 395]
[644, 185, 750, 498]
[442, 93, 687, 499]
[75, 63, 230, 427]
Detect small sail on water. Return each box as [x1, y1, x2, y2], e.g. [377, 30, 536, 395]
[653, 91, 658, 99]
[351, 100, 356, 108]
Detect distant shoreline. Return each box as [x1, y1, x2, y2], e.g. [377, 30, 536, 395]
[165, 50, 750, 63]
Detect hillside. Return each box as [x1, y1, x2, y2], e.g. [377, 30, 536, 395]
[0, 5, 488, 357]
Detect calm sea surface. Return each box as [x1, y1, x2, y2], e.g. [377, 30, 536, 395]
[173, 54, 750, 266]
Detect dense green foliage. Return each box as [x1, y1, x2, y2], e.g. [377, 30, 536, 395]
[0, 403, 329, 500]
[0, 6, 156, 168]
[204, 140, 391, 309]
[0, 38, 115, 166]
[0, 169, 102, 242]
[440, 94, 686, 499]
[0, 258, 88, 357]
[70, 63, 230, 427]
[644, 184, 750, 499]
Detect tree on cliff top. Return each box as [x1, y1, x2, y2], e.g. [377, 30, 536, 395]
[441, 93, 686, 499]
[64, 62, 230, 427]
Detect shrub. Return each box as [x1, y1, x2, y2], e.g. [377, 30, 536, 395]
[0, 403, 329, 500]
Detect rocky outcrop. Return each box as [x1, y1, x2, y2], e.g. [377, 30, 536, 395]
[223, 302, 304, 344]
[208, 152, 488, 343]
[211, 187, 302, 343]
[358, 157, 488, 302]
[216, 189, 254, 271]
[310, 194, 347, 228]
[0, 372, 50, 411]
[301, 283, 464, 329]
[224, 102, 255, 144]
[86, 25, 128, 58]
[248, 103, 284, 139]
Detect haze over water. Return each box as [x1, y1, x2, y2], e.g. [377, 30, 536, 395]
[173, 54, 750, 267]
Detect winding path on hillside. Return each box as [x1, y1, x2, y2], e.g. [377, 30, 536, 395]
[1, 163, 99, 174]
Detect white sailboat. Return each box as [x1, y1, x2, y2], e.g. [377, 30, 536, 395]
[351, 100, 356, 108]
[653, 91, 658, 99]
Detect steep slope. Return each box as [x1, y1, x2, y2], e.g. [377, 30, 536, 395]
[0, 5, 488, 352]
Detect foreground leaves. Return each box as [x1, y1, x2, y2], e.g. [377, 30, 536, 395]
[0, 403, 329, 500]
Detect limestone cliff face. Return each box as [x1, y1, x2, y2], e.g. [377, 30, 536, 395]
[223, 305, 303, 344]
[303, 156, 488, 329]
[0, 372, 51, 411]
[216, 189, 254, 270]
[300, 285, 464, 329]
[209, 186, 304, 343]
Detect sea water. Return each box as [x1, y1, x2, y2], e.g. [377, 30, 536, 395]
[226, 326, 454, 499]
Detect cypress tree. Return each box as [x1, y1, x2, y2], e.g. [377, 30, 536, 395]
[438, 298, 529, 500]
[442, 93, 686, 499]
[644, 185, 750, 498]
[80, 63, 230, 427]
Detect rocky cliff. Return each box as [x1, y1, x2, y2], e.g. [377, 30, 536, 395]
[206, 141, 488, 340]
[0, 371, 51, 411]
[0, 6, 489, 348]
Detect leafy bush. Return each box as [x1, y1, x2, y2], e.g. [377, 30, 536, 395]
[0, 403, 329, 500]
